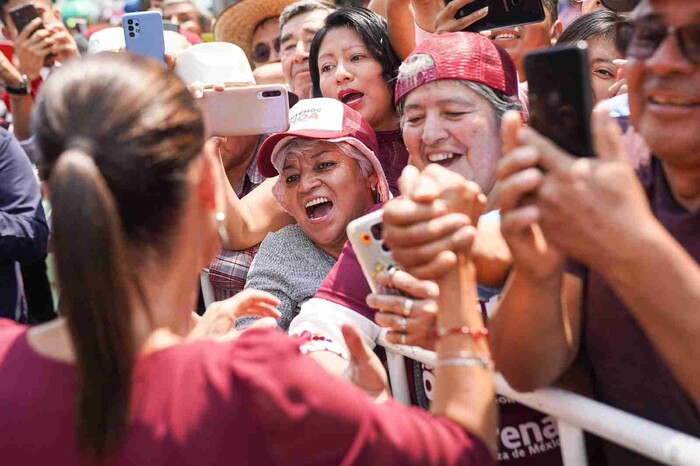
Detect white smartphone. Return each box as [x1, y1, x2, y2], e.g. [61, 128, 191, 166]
[347, 209, 402, 296]
[199, 84, 290, 137]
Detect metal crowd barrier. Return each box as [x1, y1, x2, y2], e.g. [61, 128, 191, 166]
[378, 334, 700, 466]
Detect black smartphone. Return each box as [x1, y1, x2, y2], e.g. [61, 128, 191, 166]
[445, 0, 546, 32]
[525, 42, 596, 158]
[8, 3, 44, 34]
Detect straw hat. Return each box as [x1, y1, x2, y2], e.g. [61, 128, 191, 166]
[213, 0, 298, 62]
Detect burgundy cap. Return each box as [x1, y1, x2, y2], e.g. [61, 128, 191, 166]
[395, 32, 519, 105]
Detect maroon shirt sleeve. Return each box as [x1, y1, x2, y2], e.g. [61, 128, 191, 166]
[229, 328, 495, 466]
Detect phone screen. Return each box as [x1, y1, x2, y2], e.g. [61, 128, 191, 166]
[525, 43, 596, 158]
[446, 0, 546, 32]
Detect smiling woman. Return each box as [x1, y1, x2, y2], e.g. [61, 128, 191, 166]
[241, 98, 390, 330]
[309, 7, 407, 196]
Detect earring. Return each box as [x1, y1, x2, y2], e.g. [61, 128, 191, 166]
[215, 211, 229, 247]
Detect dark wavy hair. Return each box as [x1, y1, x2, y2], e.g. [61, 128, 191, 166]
[558, 9, 621, 45]
[309, 7, 401, 99]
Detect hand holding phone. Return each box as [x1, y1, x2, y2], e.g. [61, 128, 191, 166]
[443, 0, 545, 32]
[8, 3, 43, 35]
[199, 85, 290, 137]
[123, 11, 166, 64]
[347, 210, 403, 296]
[525, 42, 596, 158]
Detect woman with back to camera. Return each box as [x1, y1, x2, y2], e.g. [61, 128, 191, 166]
[0, 53, 497, 465]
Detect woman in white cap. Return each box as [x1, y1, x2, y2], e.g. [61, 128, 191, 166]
[241, 97, 391, 330]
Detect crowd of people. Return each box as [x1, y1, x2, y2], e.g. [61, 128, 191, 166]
[0, 0, 698, 465]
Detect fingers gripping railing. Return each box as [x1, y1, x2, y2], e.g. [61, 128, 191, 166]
[378, 335, 700, 466]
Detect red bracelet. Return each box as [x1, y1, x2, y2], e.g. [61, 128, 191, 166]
[435, 326, 489, 340]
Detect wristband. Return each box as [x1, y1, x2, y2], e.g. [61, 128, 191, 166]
[436, 355, 495, 371]
[435, 326, 488, 340]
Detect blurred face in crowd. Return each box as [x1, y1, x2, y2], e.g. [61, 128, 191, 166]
[163, 1, 201, 35]
[252, 17, 281, 67]
[581, 0, 606, 14]
[218, 135, 260, 177]
[280, 9, 330, 99]
[402, 80, 502, 194]
[488, 5, 562, 81]
[3, 0, 59, 37]
[588, 36, 623, 102]
[2, 0, 60, 66]
[626, 0, 700, 163]
[317, 27, 396, 132]
[279, 141, 377, 255]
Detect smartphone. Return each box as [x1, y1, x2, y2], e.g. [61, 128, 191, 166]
[199, 84, 290, 137]
[0, 41, 13, 63]
[347, 210, 402, 296]
[8, 3, 43, 34]
[525, 42, 596, 158]
[445, 0, 545, 32]
[123, 11, 166, 64]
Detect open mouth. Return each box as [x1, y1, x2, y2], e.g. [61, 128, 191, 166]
[491, 30, 520, 41]
[338, 89, 364, 107]
[305, 196, 334, 220]
[427, 152, 462, 167]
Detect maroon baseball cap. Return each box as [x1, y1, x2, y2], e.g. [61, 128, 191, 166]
[395, 32, 519, 105]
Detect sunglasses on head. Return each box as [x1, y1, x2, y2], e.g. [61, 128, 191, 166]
[615, 19, 700, 64]
[252, 38, 281, 64]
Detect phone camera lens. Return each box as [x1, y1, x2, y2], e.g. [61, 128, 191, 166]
[127, 19, 133, 25]
[128, 26, 134, 31]
[129, 32, 135, 38]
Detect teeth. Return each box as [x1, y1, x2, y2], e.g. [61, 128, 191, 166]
[305, 197, 330, 208]
[427, 153, 456, 162]
[495, 33, 517, 40]
[651, 96, 698, 106]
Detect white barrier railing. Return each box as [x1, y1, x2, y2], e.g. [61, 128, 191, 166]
[378, 334, 700, 466]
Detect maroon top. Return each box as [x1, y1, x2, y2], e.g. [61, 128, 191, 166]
[376, 130, 409, 197]
[569, 157, 700, 465]
[0, 320, 493, 466]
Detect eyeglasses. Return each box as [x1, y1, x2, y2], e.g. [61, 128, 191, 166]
[615, 19, 700, 64]
[252, 38, 281, 65]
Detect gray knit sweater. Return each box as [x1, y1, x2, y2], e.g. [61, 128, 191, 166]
[241, 224, 337, 330]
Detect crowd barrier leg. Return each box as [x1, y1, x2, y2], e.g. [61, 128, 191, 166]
[557, 420, 588, 466]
